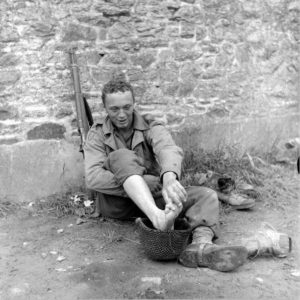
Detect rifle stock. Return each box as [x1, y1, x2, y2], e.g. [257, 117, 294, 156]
[69, 49, 92, 153]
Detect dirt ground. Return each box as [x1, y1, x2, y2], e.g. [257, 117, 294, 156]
[0, 167, 299, 300]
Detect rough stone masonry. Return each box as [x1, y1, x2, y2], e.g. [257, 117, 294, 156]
[0, 0, 299, 202]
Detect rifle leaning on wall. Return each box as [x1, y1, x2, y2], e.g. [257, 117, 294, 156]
[69, 48, 93, 155]
[69, 49, 97, 208]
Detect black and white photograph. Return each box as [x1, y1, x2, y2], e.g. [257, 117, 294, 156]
[0, 0, 299, 299]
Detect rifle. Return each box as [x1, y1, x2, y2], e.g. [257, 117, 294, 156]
[69, 49, 97, 209]
[69, 48, 93, 154]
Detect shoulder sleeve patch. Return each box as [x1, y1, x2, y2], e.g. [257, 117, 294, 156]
[87, 130, 98, 142]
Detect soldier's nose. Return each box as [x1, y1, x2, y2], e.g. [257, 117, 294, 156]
[119, 109, 126, 117]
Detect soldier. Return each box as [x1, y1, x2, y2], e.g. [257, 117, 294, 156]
[84, 78, 291, 271]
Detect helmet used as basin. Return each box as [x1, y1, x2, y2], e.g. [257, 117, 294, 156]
[136, 217, 192, 261]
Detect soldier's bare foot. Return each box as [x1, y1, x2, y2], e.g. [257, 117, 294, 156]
[152, 205, 181, 231]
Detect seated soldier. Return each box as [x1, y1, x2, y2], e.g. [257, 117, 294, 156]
[84, 78, 291, 272]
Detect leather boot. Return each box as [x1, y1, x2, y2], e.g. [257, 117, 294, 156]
[243, 222, 292, 258]
[179, 226, 248, 272]
[217, 192, 255, 210]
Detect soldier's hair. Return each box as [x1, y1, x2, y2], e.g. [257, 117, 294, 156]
[101, 78, 135, 105]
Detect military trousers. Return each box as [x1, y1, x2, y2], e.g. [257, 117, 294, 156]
[96, 149, 220, 237]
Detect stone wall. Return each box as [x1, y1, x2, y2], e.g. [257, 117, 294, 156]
[0, 0, 299, 202]
[1, 0, 299, 142]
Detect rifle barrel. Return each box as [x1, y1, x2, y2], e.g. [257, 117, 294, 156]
[69, 50, 90, 144]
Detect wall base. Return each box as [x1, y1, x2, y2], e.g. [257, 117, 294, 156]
[176, 114, 300, 151]
[0, 140, 85, 203]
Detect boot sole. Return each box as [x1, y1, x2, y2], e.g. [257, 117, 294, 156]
[203, 245, 248, 272]
[179, 245, 248, 272]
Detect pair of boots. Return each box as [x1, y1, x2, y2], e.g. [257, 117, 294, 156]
[179, 223, 292, 272]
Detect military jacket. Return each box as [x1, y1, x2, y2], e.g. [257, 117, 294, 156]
[84, 110, 183, 196]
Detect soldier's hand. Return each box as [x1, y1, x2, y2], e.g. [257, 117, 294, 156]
[162, 172, 187, 212]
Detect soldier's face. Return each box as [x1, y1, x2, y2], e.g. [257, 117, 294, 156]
[104, 91, 134, 131]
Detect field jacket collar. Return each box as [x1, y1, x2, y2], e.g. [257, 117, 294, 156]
[102, 110, 149, 150]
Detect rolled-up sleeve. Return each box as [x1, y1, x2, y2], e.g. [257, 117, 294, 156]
[146, 125, 184, 181]
[83, 126, 126, 196]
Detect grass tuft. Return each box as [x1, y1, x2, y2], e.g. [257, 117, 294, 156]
[35, 191, 95, 218]
[181, 144, 261, 186]
[180, 142, 298, 210]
